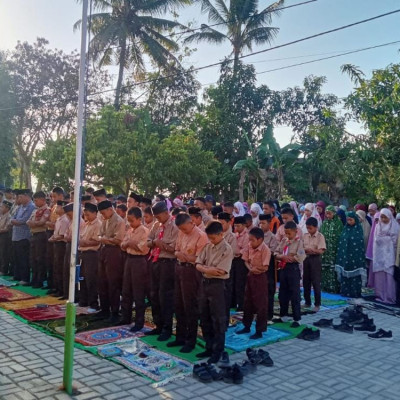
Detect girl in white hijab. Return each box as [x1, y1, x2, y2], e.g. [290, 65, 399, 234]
[250, 203, 263, 227]
[356, 210, 371, 250]
[299, 203, 322, 233]
[372, 208, 400, 304]
[233, 201, 245, 217]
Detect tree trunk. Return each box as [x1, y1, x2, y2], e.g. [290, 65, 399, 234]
[36, 178, 43, 192]
[277, 168, 284, 199]
[238, 169, 245, 202]
[114, 35, 127, 109]
[233, 49, 240, 76]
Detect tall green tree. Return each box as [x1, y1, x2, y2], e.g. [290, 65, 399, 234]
[75, 0, 190, 108]
[185, 0, 284, 70]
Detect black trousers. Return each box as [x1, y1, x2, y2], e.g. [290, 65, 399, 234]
[268, 255, 276, 319]
[30, 231, 47, 286]
[224, 274, 233, 328]
[63, 242, 72, 298]
[46, 230, 54, 288]
[121, 255, 148, 326]
[53, 242, 66, 295]
[0, 232, 12, 275]
[175, 263, 201, 348]
[151, 258, 176, 334]
[233, 257, 248, 311]
[12, 239, 30, 282]
[279, 263, 301, 322]
[199, 278, 226, 356]
[79, 250, 99, 309]
[303, 255, 322, 307]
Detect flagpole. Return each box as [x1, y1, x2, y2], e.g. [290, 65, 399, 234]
[63, 0, 88, 394]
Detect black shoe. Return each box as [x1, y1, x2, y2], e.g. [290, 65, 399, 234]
[204, 363, 223, 381]
[250, 331, 263, 340]
[144, 328, 162, 336]
[354, 321, 376, 332]
[166, 340, 185, 348]
[237, 360, 257, 376]
[368, 329, 393, 341]
[107, 314, 119, 324]
[340, 305, 363, 319]
[157, 332, 171, 342]
[129, 325, 143, 332]
[258, 349, 274, 366]
[333, 321, 353, 333]
[290, 321, 300, 328]
[246, 348, 262, 364]
[179, 345, 194, 353]
[196, 350, 213, 359]
[217, 351, 230, 368]
[303, 329, 320, 341]
[207, 353, 221, 365]
[297, 327, 313, 339]
[193, 364, 213, 383]
[222, 364, 243, 384]
[313, 318, 333, 328]
[236, 327, 251, 335]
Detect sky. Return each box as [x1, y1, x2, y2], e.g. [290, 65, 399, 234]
[1, 0, 399, 145]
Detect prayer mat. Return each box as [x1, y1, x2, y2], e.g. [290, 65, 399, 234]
[10, 285, 48, 297]
[225, 322, 291, 352]
[0, 277, 17, 287]
[0, 287, 35, 302]
[100, 339, 192, 386]
[272, 321, 318, 339]
[75, 325, 151, 346]
[14, 304, 90, 322]
[348, 299, 400, 317]
[0, 296, 66, 311]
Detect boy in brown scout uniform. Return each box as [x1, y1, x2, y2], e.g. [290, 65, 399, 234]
[0, 200, 13, 276]
[188, 206, 206, 231]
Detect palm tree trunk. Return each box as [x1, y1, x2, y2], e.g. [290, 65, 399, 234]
[114, 35, 127, 109]
[233, 48, 240, 76]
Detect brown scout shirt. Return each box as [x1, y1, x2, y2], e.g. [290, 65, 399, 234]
[196, 238, 233, 280]
[0, 212, 12, 233]
[242, 241, 271, 274]
[100, 212, 126, 244]
[28, 205, 51, 234]
[275, 224, 303, 243]
[122, 224, 149, 256]
[263, 231, 279, 253]
[223, 227, 237, 258]
[79, 218, 102, 252]
[147, 216, 179, 259]
[303, 231, 326, 254]
[175, 225, 208, 263]
[201, 209, 212, 225]
[235, 230, 249, 258]
[275, 236, 306, 264]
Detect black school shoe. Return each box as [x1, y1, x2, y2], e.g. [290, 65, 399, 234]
[221, 364, 244, 384]
[258, 349, 274, 366]
[217, 351, 231, 368]
[237, 360, 257, 376]
[340, 305, 363, 319]
[333, 321, 353, 334]
[144, 327, 162, 336]
[368, 329, 393, 341]
[204, 363, 223, 381]
[246, 348, 263, 365]
[303, 329, 320, 341]
[193, 364, 213, 383]
[297, 327, 313, 339]
[207, 353, 221, 365]
[354, 319, 376, 332]
[313, 318, 333, 328]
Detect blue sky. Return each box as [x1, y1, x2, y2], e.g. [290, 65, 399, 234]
[1, 0, 399, 144]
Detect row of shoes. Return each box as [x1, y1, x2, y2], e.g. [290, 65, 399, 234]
[313, 305, 393, 340]
[193, 348, 273, 384]
[296, 327, 320, 341]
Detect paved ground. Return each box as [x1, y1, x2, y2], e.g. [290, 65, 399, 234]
[1, 307, 400, 400]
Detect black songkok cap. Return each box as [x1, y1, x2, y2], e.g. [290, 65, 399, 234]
[84, 202, 98, 213]
[211, 206, 223, 216]
[97, 200, 113, 211]
[129, 192, 142, 202]
[81, 195, 92, 201]
[152, 201, 168, 215]
[93, 188, 107, 197]
[217, 212, 231, 222]
[63, 203, 74, 213]
[259, 214, 270, 221]
[188, 206, 202, 216]
[2, 200, 13, 208]
[234, 216, 246, 224]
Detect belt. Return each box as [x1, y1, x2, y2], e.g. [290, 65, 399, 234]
[32, 231, 46, 235]
[157, 258, 176, 263]
[102, 244, 119, 248]
[79, 250, 98, 254]
[127, 254, 147, 258]
[177, 261, 195, 267]
[307, 254, 321, 258]
[202, 277, 225, 284]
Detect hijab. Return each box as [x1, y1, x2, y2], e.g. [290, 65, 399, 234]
[366, 211, 380, 260]
[339, 205, 347, 212]
[250, 203, 263, 227]
[233, 201, 245, 217]
[299, 203, 322, 233]
[336, 208, 347, 225]
[356, 210, 371, 250]
[321, 206, 343, 267]
[316, 201, 326, 221]
[289, 201, 299, 217]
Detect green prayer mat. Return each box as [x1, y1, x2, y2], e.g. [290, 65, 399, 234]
[0, 276, 48, 297]
[272, 321, 318, 339]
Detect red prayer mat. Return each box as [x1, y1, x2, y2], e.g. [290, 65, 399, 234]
[0, 287, 35, 302]
[14, 305, 92, 322]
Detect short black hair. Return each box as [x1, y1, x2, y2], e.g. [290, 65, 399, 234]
[205, 221, 223, 235]
[117, 195, 127, 203]
[106, 193, 114, 200]
[194, 196, 206, 204]
[171, 207, 185, 216]
[117, 204, 128, 212]
[248, 227, 264, 240]
[223, 202, 234, 208]
[306, 217, 318, 227]
[284, 221, 297, 230]
[144, 206, 153, 215]
[234, 216, 246, 225]
[141, 197, 152, 206]
[263, 200, 275, 209]
[211, 205, 223, 216]
[188, 206, 202, 217]
[259, 214, 271, 221]
[243, 213, 252, 223]
[175, 213, 191, 226]
[85, 187, 95, 194]
[281, 207, 294, 216]
[156, 194, 166, 201]
[127, 206, 142, 219]
[52, 186, 64, 195]
[33, 191, 46, 199]
[217, 212, 231, 222]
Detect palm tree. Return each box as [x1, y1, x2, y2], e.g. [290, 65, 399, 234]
[74, 0, 190, 108]
[184, 0, 284, 70]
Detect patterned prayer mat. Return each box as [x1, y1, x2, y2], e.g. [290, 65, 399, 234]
[14, 304, 91, 322]
[0, 296, 66, 311]
[225, 322, 291, 352]
[75, 325, 151, 346]
[0, 287, 35, 302]
[99, 339, 192, 386]
[0, 277, 17, 287]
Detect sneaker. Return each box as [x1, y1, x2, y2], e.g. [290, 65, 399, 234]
[342, 312, 365, 325]
[258, 349, 274, 366]
[333, 321, 353, 334]
[207, 353, 221, 365]
[250, 332, 263, 340]
[157, 332, 171, 342]
[340, 305, 363, 319]
[236, 327, 250, 335]
[237, 360, 257, 376]
[354, 322, 376, 332]
[217, 351, 230, 368]
[246, 348, 262, 364]
[193, 364, 213, 383]
[222, 364, 243, 384]
[196, 350, 212, 359]
[368, 329, 393, 341]
[179, 345, 194, 354]
[144, 328, 162, 336]
[204, 363, 223, 381]
[313, 318, 333, 328]
[166, 340, 185, 348]
[302, 329, 321, 341]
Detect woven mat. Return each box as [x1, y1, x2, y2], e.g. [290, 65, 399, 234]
[0, 296, 66, 311]
[99, 339, 192, 387]
[75, 325, 151, 346]
[14, 304, 90, 321]
[0, 287, 35, 302]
